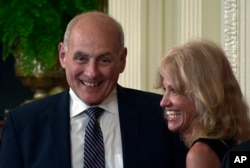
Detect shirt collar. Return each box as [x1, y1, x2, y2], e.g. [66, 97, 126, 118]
[69, 87, 118, 118]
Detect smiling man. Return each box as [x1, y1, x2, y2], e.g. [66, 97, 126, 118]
[0, 11, 187, 168]
[58, 12, 126, 106]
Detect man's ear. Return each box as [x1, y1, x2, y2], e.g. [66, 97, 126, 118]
[119, 47, 127, 73]
[58, 42, 66, 69]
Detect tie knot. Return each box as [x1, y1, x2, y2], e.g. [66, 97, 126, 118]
[85, 107, 104, 119]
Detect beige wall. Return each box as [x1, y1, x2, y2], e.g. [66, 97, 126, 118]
[109, 0, 221, 93]
[201, 0, 221, 42]
[108, 0, 250, 105]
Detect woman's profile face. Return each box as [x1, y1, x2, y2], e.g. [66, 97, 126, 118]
[160, 77, 197, 133]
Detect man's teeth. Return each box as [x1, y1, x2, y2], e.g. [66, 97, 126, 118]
[166, 111, 181, 117]
[84, 82, 99, 87]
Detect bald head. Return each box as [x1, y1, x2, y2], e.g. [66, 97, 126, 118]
[58, 11, 127, 106]
[63, 11, 124, 52]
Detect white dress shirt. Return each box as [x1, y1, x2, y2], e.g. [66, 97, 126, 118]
[69, 88, 123, 168]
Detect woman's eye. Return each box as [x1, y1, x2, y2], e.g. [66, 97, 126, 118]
[168, 86, 180, 95]
[170, 89, 178, 94]
[169, 87, 176, 92]
[162, 86, 177, 94]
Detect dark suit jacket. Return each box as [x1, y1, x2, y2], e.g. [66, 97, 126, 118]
[221, 140, 250, 168]
[0, 85, 187, 168]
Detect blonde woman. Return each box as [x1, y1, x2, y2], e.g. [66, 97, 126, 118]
[156, 39, 250, 168]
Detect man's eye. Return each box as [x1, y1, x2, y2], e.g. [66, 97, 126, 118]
[73, 51, 89, 63]
[75, 56, 88, 63]
[99, 57, 111, 65]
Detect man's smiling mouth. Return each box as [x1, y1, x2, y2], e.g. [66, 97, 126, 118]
[81, 81, 102, 87]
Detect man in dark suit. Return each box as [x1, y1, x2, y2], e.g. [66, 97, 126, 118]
[0, 11, 187, 168]
[221, 140, 250, 168]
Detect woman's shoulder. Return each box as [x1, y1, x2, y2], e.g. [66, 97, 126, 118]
[187, 141, 220, 168]
[192, 138, 231, 160]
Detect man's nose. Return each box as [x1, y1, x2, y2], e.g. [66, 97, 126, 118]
[84, 62, 99, 78]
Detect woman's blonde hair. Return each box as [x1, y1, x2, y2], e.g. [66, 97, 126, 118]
[156, 39, 250, 148]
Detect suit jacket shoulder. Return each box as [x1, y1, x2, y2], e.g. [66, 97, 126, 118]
[117, 85, 162, 107]
[221, 140, 250, 168]
[0, 89, 71, 168]
[116, 85, 187, 168]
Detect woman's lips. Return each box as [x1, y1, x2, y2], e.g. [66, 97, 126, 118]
[165, 111, 181, 120]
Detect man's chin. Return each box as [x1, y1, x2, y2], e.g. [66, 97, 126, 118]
[81, 96, 103, 106]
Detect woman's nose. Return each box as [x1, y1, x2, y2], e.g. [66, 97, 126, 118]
[160, 94, 171, 107]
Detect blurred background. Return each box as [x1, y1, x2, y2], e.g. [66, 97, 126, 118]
[1, 0, 250, 119]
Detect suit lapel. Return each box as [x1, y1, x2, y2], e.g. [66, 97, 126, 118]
[50, 89, 72, 168]
[48, 86, 140, 167]
[117, 85, 139, 168]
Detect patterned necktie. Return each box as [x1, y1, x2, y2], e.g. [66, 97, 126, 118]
[83, 107, 105, 168]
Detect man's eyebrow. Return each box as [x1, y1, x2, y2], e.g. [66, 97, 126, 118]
[98, 52, 112, 57]
[73, 51, 88, 57]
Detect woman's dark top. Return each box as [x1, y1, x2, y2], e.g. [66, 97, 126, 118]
[191, 138, 232, 161]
